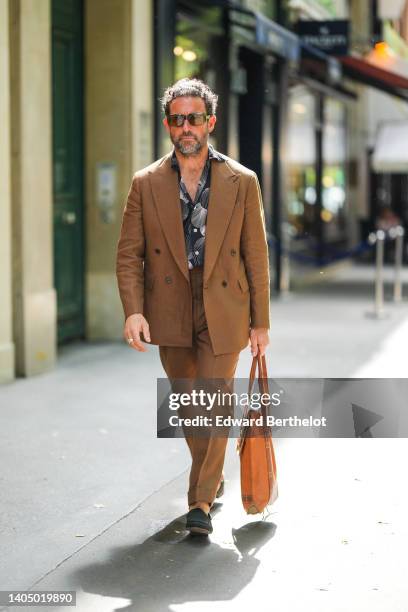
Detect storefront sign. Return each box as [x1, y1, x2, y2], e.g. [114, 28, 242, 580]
[297, 20, 349, 56]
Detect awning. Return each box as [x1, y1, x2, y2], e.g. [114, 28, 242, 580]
[254, 11, 299, 61]
[227, 4, 300, 61]
[372, 121, 408, 172]
[299, 42, 358, 101]
[226, 1, 408, 102]
[338, 55, 408, 102]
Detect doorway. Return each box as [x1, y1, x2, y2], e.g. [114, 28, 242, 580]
[51, 0, 85, 343]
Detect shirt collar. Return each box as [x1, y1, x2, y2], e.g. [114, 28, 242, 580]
[170, 142, 225, 169]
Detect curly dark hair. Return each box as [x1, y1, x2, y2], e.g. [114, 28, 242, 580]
[160, 78, 218, 116]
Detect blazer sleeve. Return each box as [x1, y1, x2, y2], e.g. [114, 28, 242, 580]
[116, 173, 145, 320]
[240, 172, 270, 329]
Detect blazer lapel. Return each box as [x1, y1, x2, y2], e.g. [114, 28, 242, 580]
[204, 160, 240, 284]
[148, 154, 190, 282]
[148, 151, 240, 285]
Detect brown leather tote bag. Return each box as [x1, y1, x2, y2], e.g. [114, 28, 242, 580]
[236, 353, 278, 515]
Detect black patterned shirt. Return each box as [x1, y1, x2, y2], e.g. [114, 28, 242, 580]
[171, 143, 225, 269]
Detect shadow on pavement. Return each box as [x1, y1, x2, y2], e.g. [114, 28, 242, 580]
[71, 503, 277, 611]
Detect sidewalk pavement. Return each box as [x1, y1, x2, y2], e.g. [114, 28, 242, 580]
[1, 264, 407, 611]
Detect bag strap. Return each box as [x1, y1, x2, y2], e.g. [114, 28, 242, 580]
[248, 353, 268, 395]
[237, 353, 270, 454]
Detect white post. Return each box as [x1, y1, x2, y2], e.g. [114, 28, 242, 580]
[393, 226, 404, 303]
[366, 230, 389, 319]
[375, 230, 385, 317]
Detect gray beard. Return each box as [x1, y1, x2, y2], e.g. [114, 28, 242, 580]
[173, 137, 204, 156]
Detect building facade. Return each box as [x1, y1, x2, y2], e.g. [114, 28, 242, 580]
[1, 0, 154, 383]
[1, 0, 408, 383]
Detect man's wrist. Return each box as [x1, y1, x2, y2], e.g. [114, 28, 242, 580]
[126, 312, 143, 321]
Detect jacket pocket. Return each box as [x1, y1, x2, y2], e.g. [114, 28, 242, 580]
[237, 273, 249, 293]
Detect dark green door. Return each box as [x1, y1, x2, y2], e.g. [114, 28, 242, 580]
[52, 0, 85, 343]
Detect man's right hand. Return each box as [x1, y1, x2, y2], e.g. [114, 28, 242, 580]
[123, 313, 151, 352]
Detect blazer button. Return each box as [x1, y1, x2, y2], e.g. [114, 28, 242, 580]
[230, 249, 237, 256]
[222, 280, 228, 287]
[165, 275, 172, 284]
[154, 248, 161, 254]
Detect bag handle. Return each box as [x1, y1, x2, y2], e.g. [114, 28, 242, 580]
[248, 353, 268, 396]
[236, 353, 270, 455]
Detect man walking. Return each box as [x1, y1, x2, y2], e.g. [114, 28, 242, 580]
[116, 78, 270, 535]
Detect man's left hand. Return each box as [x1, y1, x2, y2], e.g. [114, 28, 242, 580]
[249, 327, 270, 357]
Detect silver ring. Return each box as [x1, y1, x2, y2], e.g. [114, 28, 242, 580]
[127, 337, 134, 345]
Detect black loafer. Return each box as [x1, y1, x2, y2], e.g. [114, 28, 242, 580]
[186, 508, 213, 535]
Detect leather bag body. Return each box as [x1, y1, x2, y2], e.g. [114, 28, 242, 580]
[236, 354, 278, 514]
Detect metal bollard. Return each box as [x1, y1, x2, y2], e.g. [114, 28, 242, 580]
[393, 226, 404, 303]
[366, 230, 388, 319]
[375, 230, 385, 315]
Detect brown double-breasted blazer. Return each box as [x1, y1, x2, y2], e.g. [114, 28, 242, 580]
[115, 148, 270, 355]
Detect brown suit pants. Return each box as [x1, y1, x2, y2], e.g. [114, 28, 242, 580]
[159, 266, 241, 507]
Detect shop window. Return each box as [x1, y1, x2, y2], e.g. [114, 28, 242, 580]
[287, 88, 348, 245]
[287, 86, 318, 239]
[322, 97, 347, 241]
[173, 5, 224, 148]
[174, 7, 222, 86]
